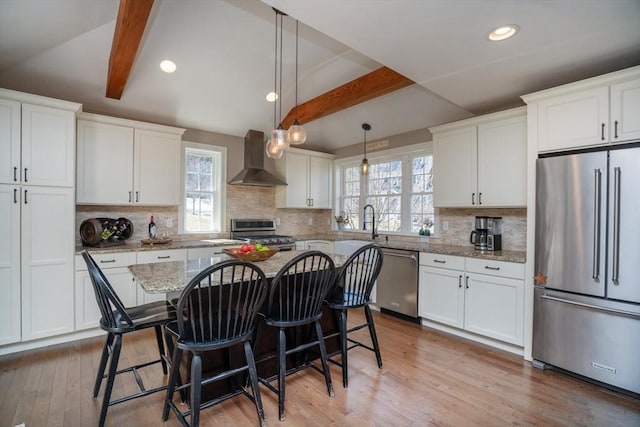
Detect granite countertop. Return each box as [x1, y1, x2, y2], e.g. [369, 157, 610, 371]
[79, 235, 525, 264]
[129, 250, 349, 294]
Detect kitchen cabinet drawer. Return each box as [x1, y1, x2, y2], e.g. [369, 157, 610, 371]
[75, 251, 137, 271]
[465, 257, 524, 279]
[137, 248, 187, 264]
[419, 252, 465, 270]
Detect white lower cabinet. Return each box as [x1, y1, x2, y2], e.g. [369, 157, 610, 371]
[296, 240, 334, 252]
[75, 252, 137, 330]
[136, 249, 187, 304]
[418, 253, 524, 346]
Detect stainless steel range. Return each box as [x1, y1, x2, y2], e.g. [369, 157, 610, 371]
[230, 219, 296, 251]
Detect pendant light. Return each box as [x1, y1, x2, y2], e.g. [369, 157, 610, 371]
[267, 9, 288, 159]
[287, 19, 306, 145]
[360, 123, 371, 175]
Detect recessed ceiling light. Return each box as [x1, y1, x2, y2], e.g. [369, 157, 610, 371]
[488, 25, 519, 41]
[266, 91, 278, 102]
[160, 59, 176, 73]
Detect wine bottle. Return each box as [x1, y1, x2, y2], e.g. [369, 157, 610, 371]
[148, 215, 157, 239]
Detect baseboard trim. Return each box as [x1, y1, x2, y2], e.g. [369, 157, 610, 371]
[0, 328, 105, 356]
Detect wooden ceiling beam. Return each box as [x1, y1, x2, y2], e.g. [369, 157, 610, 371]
[280, 66, 414, 129]
[105, 0, 154, 99]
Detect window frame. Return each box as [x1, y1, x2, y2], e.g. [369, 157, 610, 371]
[334, 143, 437, 237]
[180, 141, 227, 234]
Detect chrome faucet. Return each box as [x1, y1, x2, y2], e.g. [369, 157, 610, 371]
[363, 204, 378, 240]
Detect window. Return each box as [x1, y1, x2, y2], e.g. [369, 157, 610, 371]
[181, 142, 226, 233]
[335, 144, 434, 236]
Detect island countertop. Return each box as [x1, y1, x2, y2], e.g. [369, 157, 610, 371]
[129, 250, 349, 294]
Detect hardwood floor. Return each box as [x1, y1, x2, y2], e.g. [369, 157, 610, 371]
[1, 310, 639, 426]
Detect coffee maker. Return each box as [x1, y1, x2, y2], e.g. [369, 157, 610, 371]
[470, 216, 503, 251]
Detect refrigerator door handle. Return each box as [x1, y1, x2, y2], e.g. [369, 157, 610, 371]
[612, 166, 621, 284]
[541, 294, 639, 319]
[592, 168, 602, 280]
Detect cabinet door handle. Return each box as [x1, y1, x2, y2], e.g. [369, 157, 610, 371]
[13, 166, 17, 182]
[614, 120, 619, 139]
[157, 255, 171, 259]
[465, 275, 469, 289]
[14, 188, 18, 204]
[471, 193, 475, 205]
[484, 266, 500, 271]
[601, 123, 605, 141]
[24, 189, 28, 204]
[135, 191, 139, 203]
[433, 259, 446, 264]
[128, 191, 132, 203]
[100, 259, 116, 264]
[458, 275, 463, 288]
[478, 192, 482, 205]
[24, 168, 28, 182]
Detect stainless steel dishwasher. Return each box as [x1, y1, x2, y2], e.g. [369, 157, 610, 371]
[377, 248, 419, 322]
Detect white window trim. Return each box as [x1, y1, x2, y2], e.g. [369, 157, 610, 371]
[334, 142, 439, 237]
[180, 141, 227, 234]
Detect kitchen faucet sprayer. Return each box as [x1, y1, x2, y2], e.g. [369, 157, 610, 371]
[363, 204, 378, 240]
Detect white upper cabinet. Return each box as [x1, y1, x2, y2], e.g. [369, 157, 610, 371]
[431, 107, 526, 208]
[610, 78, 640, 143]
[1, 92, 77, 187]
[522, 66, 640, 152]
[76, 113, 184, 205]
[275, 147, 334, 209]
[0, 98, 21, 185]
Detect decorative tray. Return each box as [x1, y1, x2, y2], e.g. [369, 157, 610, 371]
[223, 247, 279, 261]
[141, 237, 173, 245]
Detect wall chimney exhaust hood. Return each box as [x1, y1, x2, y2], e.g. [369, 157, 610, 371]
[228, 130, 287, 186]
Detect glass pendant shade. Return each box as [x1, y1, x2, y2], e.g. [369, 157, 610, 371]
[271, 128, 289, 150]
[288, 120, 306, 145]
[360, 158, 369, 175]
[266, 139, 284, 159]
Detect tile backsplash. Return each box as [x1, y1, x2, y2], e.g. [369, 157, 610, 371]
[76, 187, 526, 251]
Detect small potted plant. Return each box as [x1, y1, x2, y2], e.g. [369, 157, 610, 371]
[334, 211, 349, 231]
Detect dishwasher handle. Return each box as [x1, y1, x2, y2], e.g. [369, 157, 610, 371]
[382, 250, 417, 263]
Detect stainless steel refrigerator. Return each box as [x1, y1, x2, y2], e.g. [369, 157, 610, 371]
[533, 145, 640, 395]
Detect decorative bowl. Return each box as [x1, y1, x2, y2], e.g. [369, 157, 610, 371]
[223, 247, 279, 261]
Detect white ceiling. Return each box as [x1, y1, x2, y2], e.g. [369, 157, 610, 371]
[1, 0, 639, 152]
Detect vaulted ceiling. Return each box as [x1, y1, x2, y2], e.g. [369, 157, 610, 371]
[1, 0, 639, 152]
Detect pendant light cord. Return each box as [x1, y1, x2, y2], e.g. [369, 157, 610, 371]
[294, 20, 299, 123]
[273, 11, 278, 130]
[278, 12, 283, 128]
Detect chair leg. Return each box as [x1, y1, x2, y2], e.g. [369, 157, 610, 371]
[162, 347, 183, 421]
[364, 305, 383, 369]
[244, 341, 266, 427]
[93, 332, 114, 398]
[153, 325, 168, 375]
[338, 309, 349, 388]
[315, 320, 334, 397]
[98, 333, 122, 427]
[191, 352, 202, 427]
[277, 327, 286, 421]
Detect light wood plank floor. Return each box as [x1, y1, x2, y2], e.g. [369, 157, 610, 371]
[1, 310, 639, 426]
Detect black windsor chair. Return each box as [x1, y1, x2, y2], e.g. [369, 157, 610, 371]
[162, 259, 269, 427]
[256, 250, 336, 421]
[81, 250, 176, 427]
[326, 243, 384, 388]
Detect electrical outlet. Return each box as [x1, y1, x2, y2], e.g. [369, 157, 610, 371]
[276, 218, 281, 226]
[166, 218, 173, 228]
[443, 221, 449, 231]
[307, 217, 313, 225]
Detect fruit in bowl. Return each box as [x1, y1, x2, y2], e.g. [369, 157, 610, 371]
[224, 244, 279, 261]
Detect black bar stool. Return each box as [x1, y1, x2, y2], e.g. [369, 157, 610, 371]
[257, 251, 336, 421]
[162, 259, 269, 427]
[81, 251, 176, 427]
[326, 244, 384, 388]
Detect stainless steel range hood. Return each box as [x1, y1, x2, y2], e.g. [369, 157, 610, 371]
[228, 130, 287, 186]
